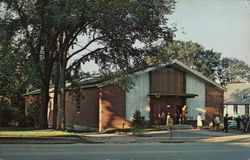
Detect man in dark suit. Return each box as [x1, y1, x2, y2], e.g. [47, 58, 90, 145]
[223, 114, 229, 133]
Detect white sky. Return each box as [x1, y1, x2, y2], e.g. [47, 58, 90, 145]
[169, 0, 250, 65]
[82, 0, 250, 73]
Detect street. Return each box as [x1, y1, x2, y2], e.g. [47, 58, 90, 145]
[1, 142, 249, 160]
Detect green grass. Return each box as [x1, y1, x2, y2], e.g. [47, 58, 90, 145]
[0, 127, 77, 137]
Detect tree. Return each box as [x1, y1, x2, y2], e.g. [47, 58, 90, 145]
[0, 21, 40, 127]
[149, 40, 250, 85]
[1, 0, 59, 128]
[217, 57, 250, 85]
[132, 110, 145, 128]
[1, 0, 176, 129]
[148, 41, 221, 80]
[194, 49, 221, 80]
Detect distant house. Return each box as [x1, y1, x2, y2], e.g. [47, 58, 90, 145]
[224, 83, 250, 118]
[24, 60, 225, 131]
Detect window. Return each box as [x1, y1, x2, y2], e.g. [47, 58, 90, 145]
[233, 105, 238, 115]
[75, 97, 81, 113]
[245, 105, 250, 114]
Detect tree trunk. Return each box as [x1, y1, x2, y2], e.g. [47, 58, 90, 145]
[52, 62, 60, 128]
[57, 52, 67, 130]
[38, 53, 53, 129]
[39, 79, 50, 129]
[58, 76, 66, 130]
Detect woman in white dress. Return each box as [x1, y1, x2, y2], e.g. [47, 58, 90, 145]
[197, 113, 202, 129]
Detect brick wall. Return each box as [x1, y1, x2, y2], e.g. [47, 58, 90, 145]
[100, 85, 128, 130]
[205, 84, 224, 123]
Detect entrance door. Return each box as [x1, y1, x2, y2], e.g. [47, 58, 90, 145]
[150, 96, 185, 125]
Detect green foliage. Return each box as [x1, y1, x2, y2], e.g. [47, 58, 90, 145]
[217, 57, 250, 85]
[146, 40, 250, 85]
[0, 105, 25, 127]
[1, 0, 176, 128]
[132, 110, 145, 128]
[0, 105, 15, 127]
[26, 103, 41, 128]
[0, 18, 40, 127]
[147, 41, 221, 80]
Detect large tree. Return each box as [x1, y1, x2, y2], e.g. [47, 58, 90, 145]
[217, 57, 250, 85]
[1, 1, 58, 128]
[148, 40, 250, 85]
[1, 0, 176, 129]
[147, 41, 221, 80]
[0, 20, 40, 126]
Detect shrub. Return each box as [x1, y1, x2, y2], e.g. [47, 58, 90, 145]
[132, 110, 145, 128]
[26, 103, 40, 127]
[0, 105, 26, 127]
[0, 105, 14, 127]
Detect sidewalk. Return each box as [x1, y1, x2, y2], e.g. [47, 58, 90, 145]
[78, 129, 250, 144]
[1, 129, 249, 144]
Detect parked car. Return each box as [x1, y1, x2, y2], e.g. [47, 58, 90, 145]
[228, 120, 237, 129]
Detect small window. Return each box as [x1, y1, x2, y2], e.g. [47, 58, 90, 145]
[75, 97, 81, 113]
[233, 105, 238, 115]
[245, 105, 249, 114]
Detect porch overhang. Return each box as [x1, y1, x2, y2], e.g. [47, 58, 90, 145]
[149, 93, 198, 98]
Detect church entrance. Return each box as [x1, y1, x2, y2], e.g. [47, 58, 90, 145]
[150, 96, 185, 125]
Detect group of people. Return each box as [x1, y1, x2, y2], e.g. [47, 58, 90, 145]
[208, 115, 222, 132]
[209, 114, 250, 133]
[159, 106, 249, 133]
[235, 114, 250, 132]
[209, 114, 229, 132]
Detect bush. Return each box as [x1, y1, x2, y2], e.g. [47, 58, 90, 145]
[0, 105, 26, 127]
[132, 110, 145, 128]
[25, 104, 40, 127]
[0, 105, 14, 127]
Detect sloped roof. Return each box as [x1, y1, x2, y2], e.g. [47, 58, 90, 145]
[24, 60, 225, 95]
[23, 76, 101, 96]
[224, 83, 250, 105]
[132, 59, 226, 91]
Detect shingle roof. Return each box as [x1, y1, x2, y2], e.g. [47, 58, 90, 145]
[224, 83, 250, 105]
[24, 60, 226, 95]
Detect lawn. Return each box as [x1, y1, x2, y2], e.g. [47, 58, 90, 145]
[0, 128, 77, 137]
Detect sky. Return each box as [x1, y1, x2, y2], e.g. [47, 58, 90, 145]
[82, 0, 250, 72]
[169, 0, 250, 65]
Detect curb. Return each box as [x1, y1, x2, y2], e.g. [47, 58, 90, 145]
[0, 136, 94, 144]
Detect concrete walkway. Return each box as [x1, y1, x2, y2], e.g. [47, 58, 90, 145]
[78, 129, 250, 144]
[1, 129, 249, 144]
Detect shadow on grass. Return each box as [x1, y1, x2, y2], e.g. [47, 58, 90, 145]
[0, 127, 39, 131]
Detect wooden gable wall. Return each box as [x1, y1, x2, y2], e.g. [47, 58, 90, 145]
[150, 67, 185, 94]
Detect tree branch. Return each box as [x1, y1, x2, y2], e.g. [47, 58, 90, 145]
[64, 23, 89, 51]
[66, 36, 104, 61]
[66, 47, 105, 72]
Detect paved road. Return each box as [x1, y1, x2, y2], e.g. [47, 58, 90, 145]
[1, 142, 249, 160]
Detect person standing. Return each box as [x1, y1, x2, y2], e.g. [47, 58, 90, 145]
[223, 114, 229, 132]
[197, 113, 202, 129]
[159, 112, 166, 125]
[211, 115, 216, 131]
[182, 105, 187, 124]
[166, 113, 171, 130]
[214, 115, 220, 131]
[235, 116, 241, 130]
